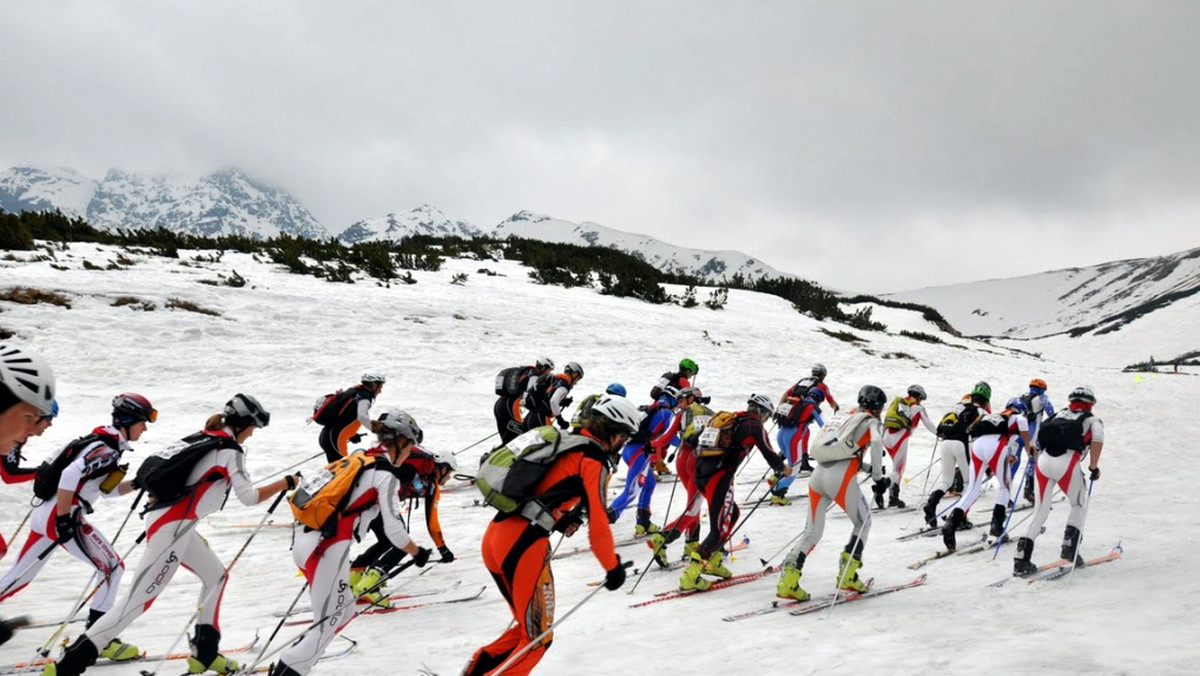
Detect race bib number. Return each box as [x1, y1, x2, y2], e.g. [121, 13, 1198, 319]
[775, 402, 794, 419]
[697, 426, 720, 449]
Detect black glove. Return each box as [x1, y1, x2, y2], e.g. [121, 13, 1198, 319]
[413, 546, 432, 567]
[55, 514, 77, 543]
[285, 473, 301, 490]
[1089, 466, 1101, 481]
[437, 545, 455, 563]
[561, 397, 574, 408]
[348, 433, 364, 444]
[553, 512, 584, 533]
[667, 451, 677, 463]
[556, 416, 569, 430]
[603, 559, 627, 591]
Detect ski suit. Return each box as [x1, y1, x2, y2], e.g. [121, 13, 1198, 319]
[607, 403, 674, 522]
[464, 430, 618, 676]
[657, 403, 714, 545]
[1022, 410, 1104, 551]
[934, 400, 988, 494]
[317, 385, 376, 463]
[947, 412, 1029, 517]
[0, 427, 129, 612]
[521, 373, 575, 433]
[785, 410, 883, 565]
[1, 443, 36, 484]
[881, 397, 937, 484]
[350, 448, 449, 573]
[495, 366, 540, 444]
[51, 429, 263, 676]
[694, 414, 786, 560]
[1011, 391, 1056, 483]
[773, 403, 825, 497]
[280, 456, 416, 676]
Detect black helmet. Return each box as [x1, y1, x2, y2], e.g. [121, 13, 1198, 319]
[857, 385, 886, 411]
[225, 393, 271, 428]
[811, 363, 828, 379]
[112, 392, 157, 425]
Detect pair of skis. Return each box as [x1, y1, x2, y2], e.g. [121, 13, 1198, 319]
[0, 633, 262, 675]
[282, 586, 485, 626]
[721, 574, 929, 621]
[988, 544, 1124, 588]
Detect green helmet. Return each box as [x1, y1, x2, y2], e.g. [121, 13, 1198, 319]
[679, 358, 698, 375]
[972, 381, 992, 400]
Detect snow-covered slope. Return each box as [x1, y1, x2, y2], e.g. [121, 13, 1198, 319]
[0, 166, 329, 240]
[0, 242, 1191, 674]
[888, 247, 1200, 342]
[493, 210, 792, 283]
[338, 204, 483, 243]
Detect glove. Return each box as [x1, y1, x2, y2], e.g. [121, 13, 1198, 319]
[55, 514, 77, 543]
[603, 558, 627, 591]
[348, 433, 364, 444]
[561, 397, 574, 408]
[1089, 466, 1101, 481]
[553, 512, 584, 534]
[437, 545, 455, 563]
[413, 546, 432, 567]
[556, 416, 569, 430]
[285, 473, 302, 490]
[667, 450, 676, 463]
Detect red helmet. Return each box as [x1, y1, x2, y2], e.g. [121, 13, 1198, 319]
[112, 392, 157, 424]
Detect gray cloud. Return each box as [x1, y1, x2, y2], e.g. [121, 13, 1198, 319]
[3, 1, 1199, 292]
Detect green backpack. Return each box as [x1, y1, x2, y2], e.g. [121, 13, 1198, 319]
[883, 397, 913, 431]
[476, 427, 596, 513]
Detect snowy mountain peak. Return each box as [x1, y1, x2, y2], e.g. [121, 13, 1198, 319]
[338, 204, 483, 244]
[0, 166, 99, 219]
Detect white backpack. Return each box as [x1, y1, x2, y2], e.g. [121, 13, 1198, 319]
[810, 410, 875, 465]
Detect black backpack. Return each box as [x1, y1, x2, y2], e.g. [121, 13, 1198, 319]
[1038, 411, 1092, 457]
[134, 432, 241, 506]
[969, 411, 1014, 438]
[312, 388, 361, 426]
[936, 402, 979, 439]
[629, 402, 668, 444]
[33, 432, 121, 501]
[649, 372, 685, 400]
[495, 367, 531, 397]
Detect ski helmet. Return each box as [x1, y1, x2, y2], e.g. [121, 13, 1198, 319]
[747, 393, 775, 416]
[112, 393, 157, 425]
[971, 381, 992, 401]
[1029, 378, 1048, 392]
[811, 363, 827, 379]
[907, 384, 927, 401]
[591, 395, 644, 435]
[431, 449, 458, 473]
[605, 383, 627, 397]
[535, 357, 555, 371]
[564, 362, 584, 380]
[361, 371, 387, 384]
[0, 343, 56, 415]
[857, 385, 887, 411]
[1068, 386, 1096, 405]
[225, 393, 271, 428]
[679, 358, 699, 375]
[377, 409, 422, 443]
[1005, 397, 1026, 413]
[681, 386, 710, 404]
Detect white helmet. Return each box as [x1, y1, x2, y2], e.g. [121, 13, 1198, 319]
[535, 357, 555, 370]
[0, 343, 56, 415]
[747, 393, 775, 416]
[377, 409, 422, 443]
[362, 371, 387, 384]
[590, 395, 644, 435]
[564, 362, 584, 379]
[225, 393, 271, 428]
[431, 449, 458, 473]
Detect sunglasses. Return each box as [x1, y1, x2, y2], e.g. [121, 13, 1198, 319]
[146, 408, 159, 423]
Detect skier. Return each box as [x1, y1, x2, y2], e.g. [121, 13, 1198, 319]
[775, 363, 840, 477]
[569, 383, 627, 430]
[348, 447, 458, 606]
[679, 394, 790, 591]
[606, 387, 678, 535]
[522, 362, 583, 432]
[874, 384, 937, 510]
[1013, 386, 1105, 576]
[271, 410, 433, 676]
[493, 357, 554, 443]
[923, 382, 991, 529]
[649, 358, 698, 401]
[941, 398, 1031, 551]
[776, 385, 886, 602]
[463, 395, 642, 676]
[0, 343, 56, 647]
[0, 393, 155, 662]
[315, 372, 386, 462]
[1014, 378, 1056, 504]
[45, 395, 299, 676]
[3, 399, 56, 487]
[646, 387, 713, 566]
[770, 388, 826, 505]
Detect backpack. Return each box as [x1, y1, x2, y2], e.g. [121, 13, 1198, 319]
[495, 367, 531, 397]
[629, 402, 669, 444]
[649, 371, 684, 400]
[33, 432, 121, 501]
[679, 404, 715, 449]
[970, 410, 1016, 438]
[810, 411, 874, 464]
[476, 427, 595, 513]
[695, 411, 740, 456]
[134, 432, 236, 506]
[1037, 411, 1092, 457]
[312, 389, 355, 426]
[883, 397, 914, 431]
[290, 452, 378, 533]
[936, 402, 979, 438]
[569, 393, 601, 428]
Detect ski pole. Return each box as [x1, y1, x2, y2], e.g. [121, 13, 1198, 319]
[760, 531, 804, 568]
[901, 438, 940, 531]
[626, 460, 681, 595]
[6, 507, 32, 551]
[259, 452, 323, 482]
[722, 468, 774, 548]
[251, 581, 308, 673]
[139, 490, 289, 676]
[454, 432, 499, 457]
[492, 562, 632, 676]
[825, 527, 867, 618]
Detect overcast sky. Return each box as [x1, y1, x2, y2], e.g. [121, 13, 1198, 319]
[3, 1, 1199, 293]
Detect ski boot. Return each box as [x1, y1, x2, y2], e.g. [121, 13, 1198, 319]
[942, 508, 965, 551]
[634, 509, 661, 537]
[352, 567, 389, 607]
[654, 458, 673, 477]
[188, 625, 240, 675]
[798, 456, 814, 475]
[1060, 525, 1085, 567]
[268, 662, 302, 676]
[1024, 477, 1037, 505]
[99, 638, 141, 662]
[0, 615, 29, 647]
[647, 533, 670, 568]
[1013, 537, 1037, 577]
[836, 552, 870, 593]
[888, 483, 906, 509]
[605, 507, 618, 524]
[702, 551, 733, 579]
[682, 540, 699, 560]
[769, 492, 791, 507]
[776, 564, 810, 602]
[871, 479, 888, 510]
[679, 552, 712, 591]
[989, 504, 1007, 539]
[949, 468, 964, 495]
[922, 490, 945, 529]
